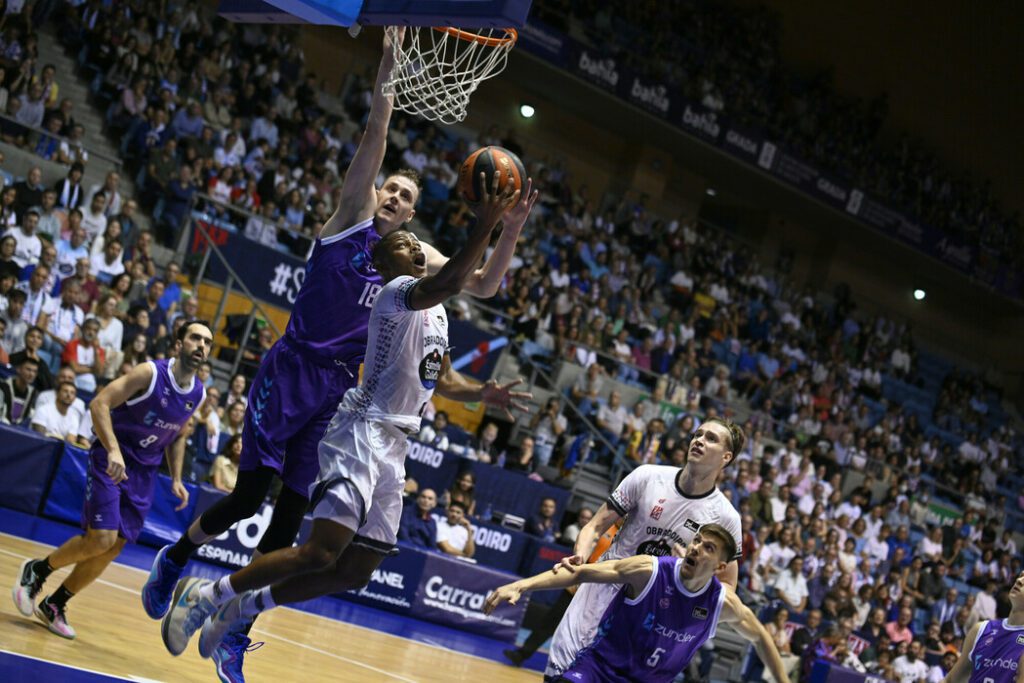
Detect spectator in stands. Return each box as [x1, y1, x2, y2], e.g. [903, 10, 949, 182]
[79, 188, 108, 242]
[53, 162, 84, 211]
[131, 278, 167, 339]
[436, 500, 475, 559]
[417, 410, 450, 450]
[885, 606, 914, 645]
[16, 81, 45, 129]
[508, 435, 535, 473]
[93, 294, 123, 377]
[398, 488, 438, 550]
[530, 397, 566, 467]
[88, 236, 124, 285]
[561, 507, 593, 547]
[791, 609, 823, 657]
[30, 381, 80, 443]
[773, 555, 809, 614]
[525, 497, 558, 542]
[56, 224, 88, 279]
[41, 279, 83, 372]
[20, 241, 61, 297]
[446, 471, 477, 518]
[224, 373, 248, 411]
[12, 166, 45, 215]
[892, 639, 929, 683]
[1, 287, 27, 352]
[221, 400, 246, 443]
[159, 164, 198, 243]
[625, 416, 666, 465]
[469, 421, 501, 463]
[801, 624, 849, 682]
[0, 234, 19, 280]
[0, 355, 39, 425]
[210, 434, 242, 493]
[4, 208, 42, 268]
[61, 317, 104, 391]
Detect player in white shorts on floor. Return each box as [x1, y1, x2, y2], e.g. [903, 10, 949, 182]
[160, 172, 536, 662]
[543, 417, 745, 681]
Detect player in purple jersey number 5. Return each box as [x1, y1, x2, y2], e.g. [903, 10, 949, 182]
[12, 320, 212, 639]
[943, 571, 1024, 683]
[485, 524, 790, 683]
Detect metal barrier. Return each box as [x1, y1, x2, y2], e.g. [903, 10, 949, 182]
[0, 111, 124, 168]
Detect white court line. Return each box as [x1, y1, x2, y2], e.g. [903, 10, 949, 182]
[0, 529, 525, 672]
[0, 541, 417, 683]
[0, 647, 147, 681]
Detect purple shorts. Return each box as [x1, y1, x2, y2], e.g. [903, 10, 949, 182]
[241, 337, 358, 496]
[554, 656, 620, 683]
[82, 446, 157, 543]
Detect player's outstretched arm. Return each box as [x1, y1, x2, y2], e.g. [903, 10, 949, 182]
[719, 589, 790, 683]
[322, 27, 405, 238]
[556, 502, 623, 573]
[89, 362, 155, 484]
[423, 179, 538, 298]
[435, 354, 531, 418]
[408, 172, 517, 310]
[941, 622, 982, 683]
[484, 555, 653, 615]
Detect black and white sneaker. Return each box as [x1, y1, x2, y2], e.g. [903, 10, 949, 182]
[11, 559, 45, 617]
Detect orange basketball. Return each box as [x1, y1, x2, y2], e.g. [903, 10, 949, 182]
[456, 146, 526, 204]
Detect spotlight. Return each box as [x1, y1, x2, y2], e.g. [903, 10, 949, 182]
[519, 104, 535, 119]
[913, 289, 926, 301]
[706, 188, 717, 197]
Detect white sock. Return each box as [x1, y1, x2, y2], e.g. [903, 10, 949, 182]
[239, 587, 275, 618]
[199, 576, 237, 606]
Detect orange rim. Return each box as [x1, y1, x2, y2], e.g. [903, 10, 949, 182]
[432, 26, 518, 48]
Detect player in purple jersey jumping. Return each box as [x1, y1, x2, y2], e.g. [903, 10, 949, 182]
[141, 27, 532, 681]
[11, 320, 211, 639]
[486, 523, 789, 683]
[943, 571, 1024, 683]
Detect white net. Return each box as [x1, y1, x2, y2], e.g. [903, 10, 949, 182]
[383, 25, 517, 125]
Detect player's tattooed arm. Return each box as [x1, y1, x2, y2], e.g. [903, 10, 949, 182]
[941, 622, 982, 683]
[719, 589, 790, 683]
[323, 27, 406, 237]
[424, 179, 538, 298]
[90, 361, 155, 484]
[484, 555, 654, 614]
[435, 354, 531, 418]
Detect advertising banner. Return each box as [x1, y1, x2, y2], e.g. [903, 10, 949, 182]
[0, 425, 63, 514]
[411, 551, 526, 640]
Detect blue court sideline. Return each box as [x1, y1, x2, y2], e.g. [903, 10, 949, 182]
[0, 509, 549, 675]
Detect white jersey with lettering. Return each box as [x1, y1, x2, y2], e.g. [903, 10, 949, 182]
[546, 464, 742, 677]
[342, 274, 447, 433]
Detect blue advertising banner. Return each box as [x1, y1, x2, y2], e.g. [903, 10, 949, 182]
[42, 444, 198, 544]
[466, 520, 529, 574]
[190, 220, 307, 310]
[339, 545, 425, 615]
[410, 551, 526, 641]
[0, 425, 63, 515]
[516, 537, 572, 606]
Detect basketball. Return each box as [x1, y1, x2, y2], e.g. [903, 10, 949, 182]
[457, 146, 526, 204]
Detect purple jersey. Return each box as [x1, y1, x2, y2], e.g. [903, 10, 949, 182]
[566, 556, 726, 683]
[968, 619, 1024, 683]
[94, 359, 206, 468]
[284, 219, 382, 364]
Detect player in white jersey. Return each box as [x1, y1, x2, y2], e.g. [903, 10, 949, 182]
[160, 174, 536, 660]
[543, 417, 745, 680]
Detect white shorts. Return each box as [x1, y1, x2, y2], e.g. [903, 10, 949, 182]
[308, 410, 408, 557]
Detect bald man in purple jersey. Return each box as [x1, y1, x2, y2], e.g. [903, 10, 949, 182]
[141, 27, 534, 683]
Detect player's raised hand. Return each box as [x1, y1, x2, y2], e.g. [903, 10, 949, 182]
[484, 582, 524, 615]
[480, 378, 532, 420]
[501, 178, 538, 236]
[472, 171, 519, 229]
[553, 553, 585, 574]
[171, 479, 190, 511]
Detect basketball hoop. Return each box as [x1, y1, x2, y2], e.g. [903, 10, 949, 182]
[383, 25, 517, 125]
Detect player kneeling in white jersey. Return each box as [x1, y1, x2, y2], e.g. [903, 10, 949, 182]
[160, 173, 536, 660]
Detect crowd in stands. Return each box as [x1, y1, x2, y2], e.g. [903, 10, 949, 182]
[532, 0, 1023, 283]
[1, 2, 1023, 680]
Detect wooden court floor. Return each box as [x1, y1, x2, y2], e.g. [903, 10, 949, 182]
[0, 535, 542, 682]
